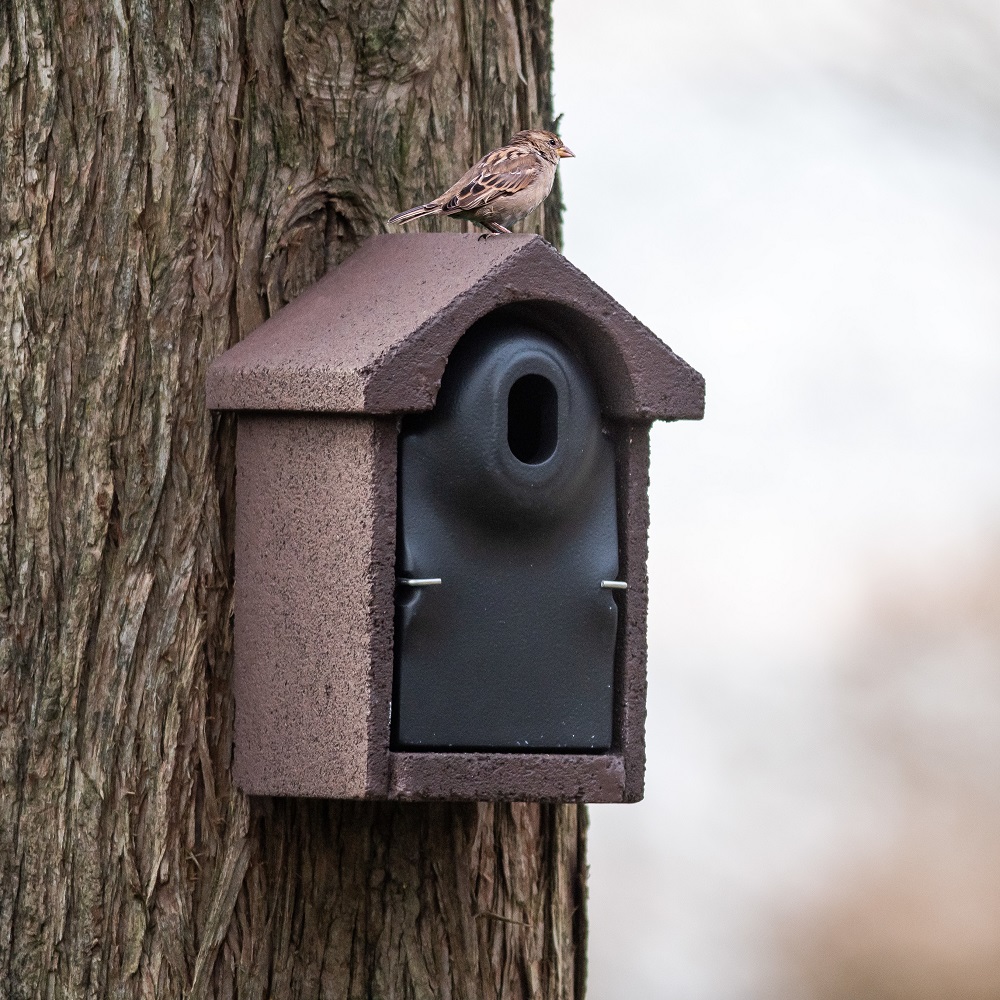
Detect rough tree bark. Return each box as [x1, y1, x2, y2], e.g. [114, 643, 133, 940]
[0, 3, 586, 997]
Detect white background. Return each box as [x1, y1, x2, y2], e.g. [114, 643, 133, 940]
[551, 2, 1000, 996]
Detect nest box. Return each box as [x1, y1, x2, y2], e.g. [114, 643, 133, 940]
[207, 233, 704, 802]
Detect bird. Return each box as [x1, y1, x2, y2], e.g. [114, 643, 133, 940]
[387, 129, 574, 237]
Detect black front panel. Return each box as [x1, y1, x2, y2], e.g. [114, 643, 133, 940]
[393, 320, 619, 751]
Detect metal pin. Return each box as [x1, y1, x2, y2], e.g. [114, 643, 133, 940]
[397, 577, 442, 587]
[600, 580, 628, 590]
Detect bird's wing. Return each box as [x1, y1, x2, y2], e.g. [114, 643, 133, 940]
[435, 147, 544, 215]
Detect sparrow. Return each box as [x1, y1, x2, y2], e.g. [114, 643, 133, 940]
[387, 129, 574, 236]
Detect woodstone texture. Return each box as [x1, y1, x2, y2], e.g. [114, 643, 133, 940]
[0, 2, 586, 997]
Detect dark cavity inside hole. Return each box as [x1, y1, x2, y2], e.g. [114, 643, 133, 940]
[507, 374, 557, 464]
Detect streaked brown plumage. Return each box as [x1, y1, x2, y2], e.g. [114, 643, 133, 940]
[387, 129, 574, 236]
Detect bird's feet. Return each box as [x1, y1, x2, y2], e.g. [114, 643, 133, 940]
[477, 224, 513, 241]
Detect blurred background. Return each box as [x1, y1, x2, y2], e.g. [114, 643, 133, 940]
[549, 1, 1000, 997]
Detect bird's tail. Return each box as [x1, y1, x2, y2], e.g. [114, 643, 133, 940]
[387, 203, 440, 227]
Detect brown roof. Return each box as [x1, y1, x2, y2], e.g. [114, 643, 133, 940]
[206, 233, 704, 421]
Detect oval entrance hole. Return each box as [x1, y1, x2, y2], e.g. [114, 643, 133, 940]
[507, 374, 557, 464]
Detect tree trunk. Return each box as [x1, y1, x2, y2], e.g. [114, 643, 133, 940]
[0, 2, 585, 997]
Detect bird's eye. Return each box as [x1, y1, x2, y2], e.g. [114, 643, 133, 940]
[549, 138, 557, 146]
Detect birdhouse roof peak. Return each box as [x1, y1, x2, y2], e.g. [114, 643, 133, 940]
[206, 233, 704, 421]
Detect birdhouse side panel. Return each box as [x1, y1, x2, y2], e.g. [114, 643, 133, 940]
[233, 413, 389, 798]
[613, 423, 652, 803]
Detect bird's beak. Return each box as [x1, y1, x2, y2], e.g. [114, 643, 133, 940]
[558, 145, 575, 158]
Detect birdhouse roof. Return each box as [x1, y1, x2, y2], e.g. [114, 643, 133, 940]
[206, 233, 704, 421]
